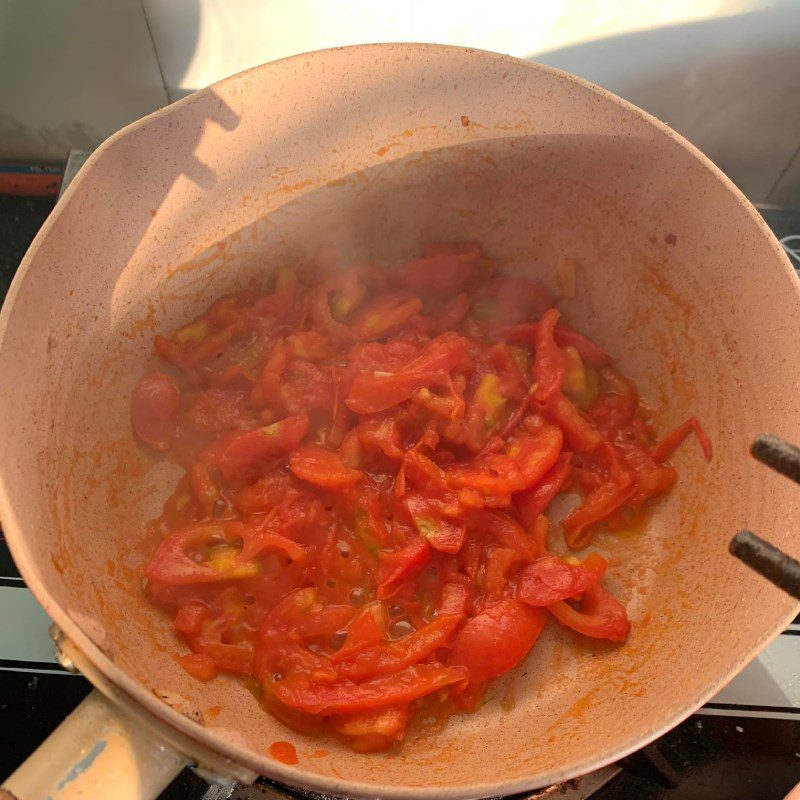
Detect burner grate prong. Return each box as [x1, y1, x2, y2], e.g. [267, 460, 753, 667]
[729, 435, 800, 600]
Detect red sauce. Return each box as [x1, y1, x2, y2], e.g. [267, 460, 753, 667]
[269, 740, 298, 765]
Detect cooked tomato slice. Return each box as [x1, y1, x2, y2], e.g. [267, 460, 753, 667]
[290, 444, 363, 490]
[548, 582, 630, 643]
[217, 413, 309, 482]
[562, 479, 636, 549]
[514, 453, 573, 527]
[338, 614, 460, 681]
[533, 309, 565, 403]
[131, 371, 180, 450]
[651, 416, 713, 462]
[333, 705, 410, 752]
[331, 604, 387, 662]
[508, 426, 563, 489]
[376, 537, 431, 599]
[516, 553, 607, 606]
[403, 494, 467, 554]
[346, 333, 469, 414]
[271, 664, 468, 715]
[350, 292, 423, 341]
[553, 324, 608, 366]
[144, 521, 255, 585]
[448, 598, 547, 684]
[540, 393, 602, 453]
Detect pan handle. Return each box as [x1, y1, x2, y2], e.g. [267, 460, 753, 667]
[1, 688, 187, 800]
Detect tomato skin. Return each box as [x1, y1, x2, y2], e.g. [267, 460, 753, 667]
[376, 537, 431, 599]
[548, 582, 630, 643]
[217, 413, 309, 482]
[449, 598, 547, 684]
[131, 371, 180, 450]
[350, 292, 423, 340]
[333, 705, 409, 752]
[562, 479, 636, 550]
[510, 427, 563, 488]
[331, 604, 387, 662]
[271, 664, 468, 715]
[541, 393, 602, 453]
[533, 309, 565, 403]
[290, 444, 363, 491]
[517, 553, 607, 606]
[357, 415, 404, 460]
[177, 652, 218, 681]
[652, 416, 713, 462]
[514, 453, 573, 528]
[346, 333, 469, 415]
[553, 324, 608, 366]
[403, 494, 467, 554]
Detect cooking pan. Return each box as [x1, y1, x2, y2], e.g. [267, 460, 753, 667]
[1, 43, 799, 800]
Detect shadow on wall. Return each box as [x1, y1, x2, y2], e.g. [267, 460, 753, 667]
[533, 1, 800, 202]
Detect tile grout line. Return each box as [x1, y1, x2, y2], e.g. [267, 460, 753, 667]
[140, 0, 173, 106]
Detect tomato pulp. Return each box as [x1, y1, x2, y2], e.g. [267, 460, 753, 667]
[132, 242, 710, 753]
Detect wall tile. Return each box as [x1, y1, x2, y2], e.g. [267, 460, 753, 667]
[0, 0, 169, 163]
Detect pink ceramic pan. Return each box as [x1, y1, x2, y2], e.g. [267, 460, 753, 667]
[1, 44, 799, 800]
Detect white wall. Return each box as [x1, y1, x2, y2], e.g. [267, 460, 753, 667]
[0, 0, 168, 163]
[2, 0, 800, 203]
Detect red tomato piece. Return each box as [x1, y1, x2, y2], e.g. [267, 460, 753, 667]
[331, 604, 387, 662]
[469, 511, 535, 562]
[516, 553, 607, 606]
[131, 371, 180, 450]
[553, 324, 609, 366]
[357, 415, 404, 460]
[376, 537, 431, 599]
[514, 453, 573, 528]
[449, 598, 547, 684]
[548, 582, 630, 642]
[188, 462, 218, 516]
[484, 547, 517, 597]
[346, 333, 468, 414]
[651, 416, 713, 462]
[533, 309, 565, 403]
[562, 479, 636, 549]
[290, 444, 363, 490]
[338, 613, 462, 681]
[350, 292, 423, 341]
[333, 705, 410, 752]
[173, 601, 208, 635]
[541, 393, 602, 453]
[509, 426, 563, 489]
[217, 414, 310, 482]
[144, 521, 251, 585]
[271, 664, 468, 715]
[280, 360, 334, 413]
[177, 652, 218, 681]
[404, 494, 467, 554]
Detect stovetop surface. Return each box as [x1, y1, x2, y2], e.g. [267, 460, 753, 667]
[0, 189, 799, 799]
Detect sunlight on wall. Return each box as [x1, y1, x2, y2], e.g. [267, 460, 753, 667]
[176, 0, 758, 93]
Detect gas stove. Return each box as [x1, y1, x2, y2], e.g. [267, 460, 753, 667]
[0, 155, 799, 799]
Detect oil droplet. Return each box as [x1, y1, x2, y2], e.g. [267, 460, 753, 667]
[269, 740, 298, 765]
